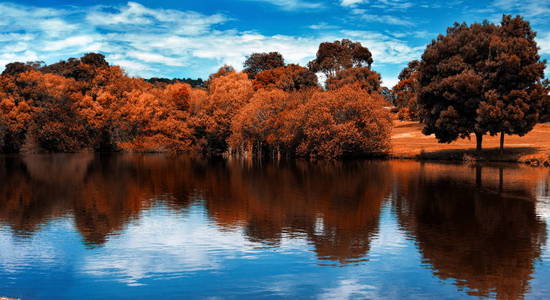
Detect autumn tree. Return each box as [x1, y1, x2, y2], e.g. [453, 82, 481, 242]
[75, 64, 146, 151]
[292, 85, 391, 159]
[308, 39, 373, 78]
[229, 89, 290, 155]
[80, 53, 109, 68]
[2, 61, 43, 76]
[325, 67, 381, 93]
[243, 52, 285, 79]
[117, 83, 196, 152]
[253, 64, 319, 91]
[0, 95, 33, 152]
[0, 73, 34, 152]
[198, 72, 254, 154]
[393, 60, 420, 120]
[418, 15, 546, 151]
[16, 71, 94, 152]
[41, 53, 108, 83]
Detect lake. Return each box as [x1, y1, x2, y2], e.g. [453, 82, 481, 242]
[0, 154, 549, 299]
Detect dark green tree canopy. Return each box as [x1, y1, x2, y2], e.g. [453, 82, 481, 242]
[418, 15, 546, 150]
[243, 52, 285, 79]
[307, 39, 373, 78]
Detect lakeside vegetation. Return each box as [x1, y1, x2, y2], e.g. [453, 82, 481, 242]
[0, 15, 548, 159]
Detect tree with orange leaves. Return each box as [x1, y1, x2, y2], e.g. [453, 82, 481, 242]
[293, 86, 391, 158]
[229, 88, 290, 155]
[116, 83, 197, 152]
[198, 71, 254, 154]
[253, 64, 319, 92]
[393, 60, 420, 120]
[15, 71, 94, 152]
[325, 67, 381, 93]
[0, 95, 33, 152]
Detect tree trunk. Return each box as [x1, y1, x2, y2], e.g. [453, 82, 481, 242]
[476, 165, 482, 188]
[499, 167, 503, 193]
[500, 131, 504, 153]
[475, 132, 483, 152]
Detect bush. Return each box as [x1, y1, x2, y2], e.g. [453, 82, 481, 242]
[293, 85, 392, 159]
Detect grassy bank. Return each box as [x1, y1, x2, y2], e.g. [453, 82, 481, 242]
[391, 120, 550, 166]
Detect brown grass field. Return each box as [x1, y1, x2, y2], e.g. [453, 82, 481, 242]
[391, 120, 550, 164]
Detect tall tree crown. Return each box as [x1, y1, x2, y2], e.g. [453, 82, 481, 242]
[308, 39, 373, 78]
[417, 15, 546, 149]
[243, 52, 285, 79]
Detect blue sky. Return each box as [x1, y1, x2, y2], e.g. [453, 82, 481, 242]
[0, 0, 548, 87]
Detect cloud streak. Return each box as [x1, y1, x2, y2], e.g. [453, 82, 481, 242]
[241, 0, 325, 11]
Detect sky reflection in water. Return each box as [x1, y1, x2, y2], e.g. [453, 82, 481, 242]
[0, 154, 549, 299]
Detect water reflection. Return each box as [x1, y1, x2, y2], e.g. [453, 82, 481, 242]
[0, 154, 548, 299]
[391, 162, 548, 298]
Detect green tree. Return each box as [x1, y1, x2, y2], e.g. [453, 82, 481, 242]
[418, 15, 546, 151]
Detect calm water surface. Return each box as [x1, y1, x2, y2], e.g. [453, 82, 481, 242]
[0, 154, 549, 299]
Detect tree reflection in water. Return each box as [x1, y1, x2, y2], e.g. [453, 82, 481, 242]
[391, 162, 548, 299]
[0, 154, 548, 298]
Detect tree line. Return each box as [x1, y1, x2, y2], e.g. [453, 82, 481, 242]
[0, 15, 547, 157]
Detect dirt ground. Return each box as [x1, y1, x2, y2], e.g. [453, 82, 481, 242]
[391, 120, 550, 163]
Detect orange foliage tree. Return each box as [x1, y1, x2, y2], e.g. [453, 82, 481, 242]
[253, 64, 318, 91]
[10, 71, 94, 152]
[0, 73, 34, 152]
[229, 88, 292, 155]
[392, 60, 420, 121]
[325, 67, 381, 93]
[292, 86, 392, 159]
[117, 83, 196, 152]
[197, 71, 254, 154]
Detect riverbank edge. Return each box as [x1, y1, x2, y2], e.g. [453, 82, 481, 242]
[389, 152, 550, 167]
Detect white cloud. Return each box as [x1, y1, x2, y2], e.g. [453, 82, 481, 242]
[342, 0, 416, 10]
[241, 0, 324, 10]
[341, 0, 365, 7]
[127, 51, 188, 67]
[536, 32, 550, 55]
[471, 0, 550, 25]
[308, 23, 339, 30]
[319, 279, 376, 299]
[43, 35, 98, 52]
[86, 2, 227, 36]
[492, 0, 550, 18]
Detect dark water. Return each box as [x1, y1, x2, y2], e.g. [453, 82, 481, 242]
[0, 154, 549, 299]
